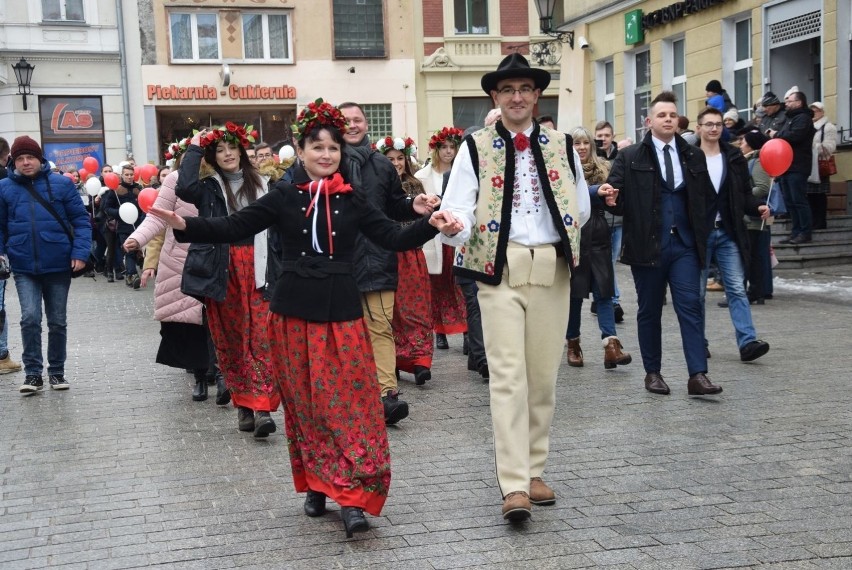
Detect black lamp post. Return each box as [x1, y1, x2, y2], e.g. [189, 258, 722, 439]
[533, 0, 574, 49]
[12, 58, 35, 111]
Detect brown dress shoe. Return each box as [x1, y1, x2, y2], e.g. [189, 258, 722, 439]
[501, 491, 532, 521]
[687, 373, 723, 395]
[566, 337, 583, 367]
[603, 336, 632, 369]
[529, 477, 556, 506]
[644, 372, 670, 395]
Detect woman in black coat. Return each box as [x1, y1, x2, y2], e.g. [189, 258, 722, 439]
[564, 127, 632, 370]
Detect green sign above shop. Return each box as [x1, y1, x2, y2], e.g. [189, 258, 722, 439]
[625, 9, 644, 45]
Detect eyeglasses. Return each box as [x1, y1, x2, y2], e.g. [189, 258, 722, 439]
[496, 86, 536, 97]
[699, 122, 723, 129]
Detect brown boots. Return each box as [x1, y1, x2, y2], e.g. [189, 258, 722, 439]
[566, 337, 583, 367]
[603, 336, 632, 369]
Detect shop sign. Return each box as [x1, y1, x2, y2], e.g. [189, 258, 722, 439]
[147, 83, 298, 101]
[38, 96, 105, 171]
[625, 0, 728, 44]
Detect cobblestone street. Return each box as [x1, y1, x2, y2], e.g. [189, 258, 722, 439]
[1, 265, 850, 569]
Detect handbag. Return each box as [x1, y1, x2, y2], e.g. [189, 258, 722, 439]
[22, 181, 96, 278]
[818, 155, 837, 178]
[106, 218, 118, 232]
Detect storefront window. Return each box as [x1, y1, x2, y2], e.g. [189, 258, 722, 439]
[333, 0, 386, 58]
[42, 0, 84, 22]
[361, 104, 393, 142]
[634, 50, 652, 141]
[453, 98, 491, 130]
[454, 0, 488, 34]
[170, 13, 220, 62]
[243, 13, 293, 62]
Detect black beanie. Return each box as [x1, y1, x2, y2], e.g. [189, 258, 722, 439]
[705, 80, 723, 93]
[10, 136, 44, 163]
[744, 130, 769, 150]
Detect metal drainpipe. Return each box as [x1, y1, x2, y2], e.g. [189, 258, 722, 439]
[116, 0, 132, 160]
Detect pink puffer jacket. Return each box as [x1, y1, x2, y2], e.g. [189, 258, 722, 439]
[128, 171, 203, 324]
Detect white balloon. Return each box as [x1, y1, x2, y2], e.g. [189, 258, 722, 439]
[279, 145, 295, 160]
[118, 202, 138, 225]
[84, 177, 101, 196]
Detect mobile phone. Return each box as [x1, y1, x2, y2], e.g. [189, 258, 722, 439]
[595, 139, 604, 148]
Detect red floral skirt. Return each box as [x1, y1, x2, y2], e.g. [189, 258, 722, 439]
[269, 314, 391, 516]
[393, 249, 433, 372]
[206, 245, 280, 413]
[430, 244, 468, 335]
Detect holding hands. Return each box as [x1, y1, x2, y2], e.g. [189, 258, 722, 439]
[429, 210, 463, 236]
[414, 193, 442, 215]
[597, 183, 619, 207]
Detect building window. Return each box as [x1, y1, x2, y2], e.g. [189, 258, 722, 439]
[668, 38, 686, 116]
[170, 13, 220, 62]
[733, 18, 753, 121]
[42, 0, 84, 22]
[596, 60, 615, 126]
[454, 0, 488, 34]
[362, 104, 392, 142]
[243, 13, 293, 62]
[453, 98, 491, 130]
[633, 50, 652, 141]
[333, 0, 386, 58]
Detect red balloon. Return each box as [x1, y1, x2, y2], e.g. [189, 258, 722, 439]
[78, 168, 89, 180]
[83, 156, 99, 174]
[103, 172, 120, 190]
[133, 166, 142, 181]
[138, 187, 158, 214]
[141, 163, 159, 184]
[759, 138, 793, 178]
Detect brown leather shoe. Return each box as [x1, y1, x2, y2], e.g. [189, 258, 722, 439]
[687, 373, 723, 395]
[603, 336, 632, 369]
[644, 372, 670, 395]
[529, 477, 556, 506]
[566, 337, 583, 367]
[501, 491, 532, 521]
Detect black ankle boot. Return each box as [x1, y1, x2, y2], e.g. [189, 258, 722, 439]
[462, 333, 469, 355]
[340, 506, 368, 538]
[215, 372, 230, 406]
[192, 371, 208, 401]
[435, 333, 449, 350]
[304, 491, 326, 517]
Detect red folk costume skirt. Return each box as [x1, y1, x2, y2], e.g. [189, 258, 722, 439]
[393, 249, 434, 372]
[206, 244, 281, 413]
[269, 315, 391, 516]
[430, 244, 468, 335]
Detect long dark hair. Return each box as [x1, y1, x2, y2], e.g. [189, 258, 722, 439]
[203, 140, 264, 211]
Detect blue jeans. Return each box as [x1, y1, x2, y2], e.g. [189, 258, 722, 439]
[566, 280, 616, 339]
[0, 280, 8, 355]
[610, 225, 622, 304]
[13, 272, 71, 376]
[701, 228, 757, 349]
[117, 232, 137, 276]
[779, 171, 812, 237]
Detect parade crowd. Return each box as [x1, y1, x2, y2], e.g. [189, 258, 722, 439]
[0, 55, 839, 538]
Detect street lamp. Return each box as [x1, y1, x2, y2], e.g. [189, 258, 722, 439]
[533, 0, 574, 49]
[12, 58, 35, 111]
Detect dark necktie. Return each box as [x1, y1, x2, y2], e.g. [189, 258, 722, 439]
[663, 144, 675, 187]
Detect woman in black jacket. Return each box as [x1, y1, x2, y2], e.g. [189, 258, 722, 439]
[153, 101, 460, 539]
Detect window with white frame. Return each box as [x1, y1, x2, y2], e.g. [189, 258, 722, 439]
[362, 104, 392, 142]
[42, 0, 84, 22]
[597, 60, 615, 126]
[454, 0, 488, 34]
[669, 38, 686, 115]
[243, 13, 293, 62]
[633, 50, 652, 141]
[733, 18, 753, 121]
[170, 13, 219, 62]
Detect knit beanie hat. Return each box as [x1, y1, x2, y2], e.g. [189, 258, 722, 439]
[761, 92, 781, 106]
[10, 136, 44, 163]
[743, 130, 769, 150]
[705, 80, 723, 93]
[723, 108, 740, 122]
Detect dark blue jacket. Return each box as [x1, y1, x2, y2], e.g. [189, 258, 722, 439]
[0, 161, 92, 274]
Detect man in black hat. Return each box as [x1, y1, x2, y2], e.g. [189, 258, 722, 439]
[758, 92, 787, 136]
[0, 135, 91, 394]
[440, 53, 590, 521]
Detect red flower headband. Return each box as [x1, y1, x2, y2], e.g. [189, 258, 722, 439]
[164, 136, 192, 161]
[374, 136, 417, 157]
[292, 99, 348, 140]
[428, 126, 464, 150]
[198, 122, 258, 149]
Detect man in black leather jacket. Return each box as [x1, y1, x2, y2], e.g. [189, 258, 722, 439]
[339, 102, 438, 425]
[603, 91, 720, 397]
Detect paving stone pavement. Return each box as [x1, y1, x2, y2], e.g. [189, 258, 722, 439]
[1, 265, 851, 570]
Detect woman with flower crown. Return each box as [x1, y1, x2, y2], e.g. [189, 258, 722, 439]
[151, 100, 463, 539]
[376, 136, 434, 385]
[173, 122, 282, 439]
[415, 127, 468, 352]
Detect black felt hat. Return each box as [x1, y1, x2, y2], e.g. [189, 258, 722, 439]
[481, 53, 551, 94]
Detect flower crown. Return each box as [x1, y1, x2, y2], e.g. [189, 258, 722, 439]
[164, 136, 192, 161]
[292, 99, 348, 140]
[428, 126, 464, 150]
[374, 136, 417, 157]
[197, 122, 258, 149]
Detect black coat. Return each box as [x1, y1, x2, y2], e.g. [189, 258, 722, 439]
[174, 166, 439, 322]
[605, 132, 714, 268]
[102, 183, 141, 234]
[776, 106, 815, 174]
[571, 188, 614, 299]
[345, 141, 419, 293]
